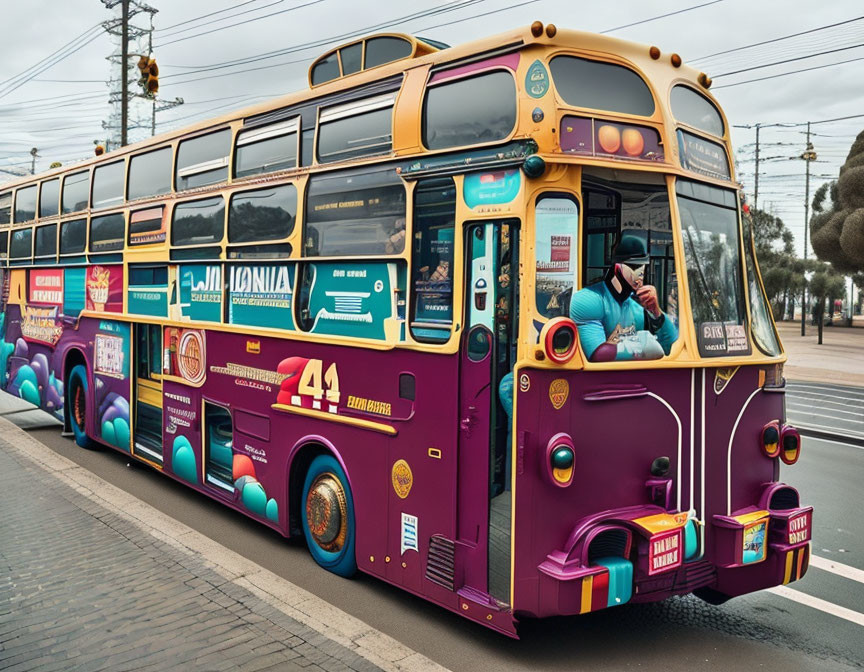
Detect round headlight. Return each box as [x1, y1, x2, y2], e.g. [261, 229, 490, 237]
[542, 317, 579, 364]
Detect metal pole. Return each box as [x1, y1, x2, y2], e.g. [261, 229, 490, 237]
[754, 123, 760, 210]
[121, 0, 129, 147]
[801, 121, 811, 336]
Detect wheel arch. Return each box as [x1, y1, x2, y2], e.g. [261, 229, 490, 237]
[285, 434, 351, 537]
[62, 347, 88, 433]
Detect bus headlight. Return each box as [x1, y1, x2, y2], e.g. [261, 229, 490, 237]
[761, 421, 781, 459]
[541, 317, 579, 364]
[546, 433, 575, 487]
[780, 425, 801, 465]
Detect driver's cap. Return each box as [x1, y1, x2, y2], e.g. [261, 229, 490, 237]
[612, 235, 650, 265]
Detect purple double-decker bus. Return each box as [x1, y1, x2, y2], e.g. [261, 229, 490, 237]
[0, 23, 811, 636]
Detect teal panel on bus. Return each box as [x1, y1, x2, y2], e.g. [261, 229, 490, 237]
[128, 286, 168, 316]
[63, 268, 86, 318]
[306, 262, 395, 340]
[228, 263, 294, 329]
[179, 265, 222, 322]
[463, 169, 520, 208]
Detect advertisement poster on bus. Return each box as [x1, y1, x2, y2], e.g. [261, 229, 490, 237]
[28, 269, 64, 305]
[86, 265, 123, 313]
[228, 264, 294, 329]
[414, 228, 453, 325]
[305, 262, 395, 340]
[20, 304, 63, 346]
[535, 198, 578, 315]
[93, 320, 131, 452]
[180, 265, 222, 322]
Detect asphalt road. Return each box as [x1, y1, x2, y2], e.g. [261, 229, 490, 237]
[786, 381, 864, 443]
[3, 395, 862, 671]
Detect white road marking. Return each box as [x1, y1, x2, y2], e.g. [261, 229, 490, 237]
[787, 392, 864, 407]
[798, 433, 864, 450]
[792, 421, 864, 446]
[768, 586, 864, 628]
[786, 402, 864, 421]
[810, 555, 864, 584]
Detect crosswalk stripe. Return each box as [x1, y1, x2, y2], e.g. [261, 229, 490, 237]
[768, 586, 864, 628]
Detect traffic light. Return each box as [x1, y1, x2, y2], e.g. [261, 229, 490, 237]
[137, 55, 159, 97]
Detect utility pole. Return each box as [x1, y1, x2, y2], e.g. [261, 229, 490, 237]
[800, 121, 816, 336]
[29, 147, 39, 175]
[754, 123, 761, 210]
[120, 0, 129, 147]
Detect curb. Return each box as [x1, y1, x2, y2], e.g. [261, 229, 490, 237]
[796, 425, 864, 448]
[0, 417, 448, 672]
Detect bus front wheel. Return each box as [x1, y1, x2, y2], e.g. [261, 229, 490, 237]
[301, 454, 357, 578]
[67, 365, 96, 449]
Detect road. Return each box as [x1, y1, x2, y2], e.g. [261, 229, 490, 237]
[3, 385, 863, 671]
[786, 381, 864, 443]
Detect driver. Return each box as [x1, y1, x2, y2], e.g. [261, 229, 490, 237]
[569, 236, 678, 361]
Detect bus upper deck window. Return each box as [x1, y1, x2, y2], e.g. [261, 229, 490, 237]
[422, 71, 516, 150]
[0, 192, 12, 225]
[235, 119, 298, 178]
[92, 160, 126, 211]
[128, 147, 173, 201]
[176, 129, 230, 191]
[550, 56, 655, 117]
[14, 185, 37, 223]
[62, 171, 90, 214]
[39, 179, 60, 219]
[671, 85, 724, 137]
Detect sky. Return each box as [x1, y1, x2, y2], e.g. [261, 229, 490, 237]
[1, 0, 863, 257]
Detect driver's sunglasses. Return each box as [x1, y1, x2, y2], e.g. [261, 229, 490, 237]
[623, 263, 646, 273]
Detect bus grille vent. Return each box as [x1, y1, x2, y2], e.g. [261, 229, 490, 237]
[425, 534, 455, 591]
[674, 560, 716, 592]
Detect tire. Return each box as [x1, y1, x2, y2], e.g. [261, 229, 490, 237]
[301, 454, 357, 577]
[67, 365, 96, 449]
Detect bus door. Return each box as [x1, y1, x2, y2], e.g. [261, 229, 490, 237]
[458, 219, 518, 604]
[133, 324, 164, 464]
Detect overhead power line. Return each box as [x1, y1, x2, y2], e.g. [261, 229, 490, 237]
[692, 15, 864, 62]
[600, 0, 724, 34]
[714, 41, 864, 77]
[713, 54, 864, 89]
[157, 0, 270, 32]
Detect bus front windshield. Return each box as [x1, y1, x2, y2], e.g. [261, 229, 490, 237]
[677, 179, 751, 358]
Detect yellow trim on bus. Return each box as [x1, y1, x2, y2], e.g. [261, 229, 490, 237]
[271, 402, 396, 436]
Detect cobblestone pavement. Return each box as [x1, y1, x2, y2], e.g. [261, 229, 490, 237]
[0, 421, 445, 672]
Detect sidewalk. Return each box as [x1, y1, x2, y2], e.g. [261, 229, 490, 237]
[776, 321, 864, 387]
[0, 419, 445, 672]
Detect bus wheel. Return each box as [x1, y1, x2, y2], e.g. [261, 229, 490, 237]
[67, 365, 96, 449]
[301, 454, 357, 578]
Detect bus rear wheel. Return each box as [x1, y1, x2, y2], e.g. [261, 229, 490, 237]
[67, 365, 96, 449]
[301, 454, 356, 577]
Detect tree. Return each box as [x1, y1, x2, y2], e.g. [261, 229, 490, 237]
[810, 129, 864, 274]
[809, 267, 847, 343]
[747, 206, 799, 319]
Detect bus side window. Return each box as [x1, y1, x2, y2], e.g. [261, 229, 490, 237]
[534, 195, 579, 319]
[410, 177, 456, 343]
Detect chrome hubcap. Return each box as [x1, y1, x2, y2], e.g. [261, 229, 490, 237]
[305, 473, 347, 552]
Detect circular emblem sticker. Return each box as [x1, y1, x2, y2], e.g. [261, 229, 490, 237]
[391, 459, 413, 499]
[549, 378, 569, 410]
[374, 279, 384, 293]
[519, 373, 531, 393]
[177, 330, 206, 384]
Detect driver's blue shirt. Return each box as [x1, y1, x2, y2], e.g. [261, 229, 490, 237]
[569, 281, 678, 360]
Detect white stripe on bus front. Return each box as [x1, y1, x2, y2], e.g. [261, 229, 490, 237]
[726, 388, 762, 516]
[646, 392, 682, 511]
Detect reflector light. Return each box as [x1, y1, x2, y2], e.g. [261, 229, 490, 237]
[542, 317, 579, 364]
[761, 421, 780, 459]
[546, 433, 575, 487]
[780, 425, 801, 465]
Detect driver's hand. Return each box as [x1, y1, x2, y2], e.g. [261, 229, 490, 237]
[636, 285, 661, 317]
